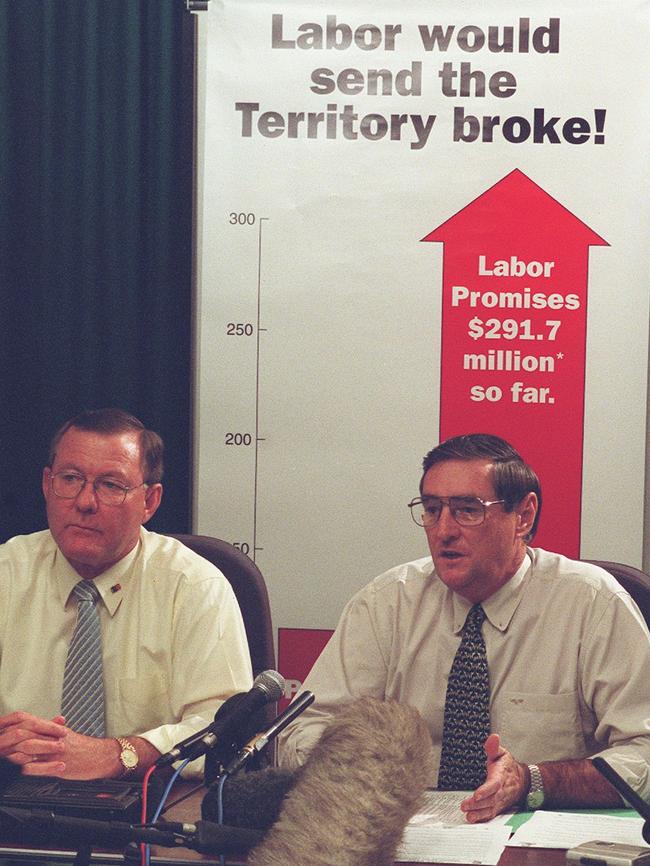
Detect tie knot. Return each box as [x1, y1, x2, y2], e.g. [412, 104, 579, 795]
[72, 580, 101, 605]
[465, 603, 486, 631]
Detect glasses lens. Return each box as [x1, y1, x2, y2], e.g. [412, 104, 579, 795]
[410, 498, 442, 527]
[95, 480, 128, 505]
[52, 472, 84, 498]
[410, 497, 487, 527]
[450, 498, 485, 526]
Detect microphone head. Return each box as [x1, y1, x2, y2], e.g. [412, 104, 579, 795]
[253, 670, 285, 701]
[203, 671, 285, 784]
[247, 697, 435, 866]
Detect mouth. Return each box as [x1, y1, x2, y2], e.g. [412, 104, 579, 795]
[438, 550, 464, 560]
[66, 524, 101, 534]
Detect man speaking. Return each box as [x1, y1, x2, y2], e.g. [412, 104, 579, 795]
[0, 408, 252, 779]
[278, 433, 650, 820]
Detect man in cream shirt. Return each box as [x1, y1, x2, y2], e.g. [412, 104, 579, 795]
[278, 433, 650, 820]
[0, 408, 252, 779]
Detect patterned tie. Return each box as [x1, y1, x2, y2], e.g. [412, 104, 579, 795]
[61, 580, 105, 736]
[437, 603, 490, 790]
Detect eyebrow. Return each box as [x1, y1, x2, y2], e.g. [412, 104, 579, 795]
[53, 464, 131, 482]
[421, 493, 480, 500]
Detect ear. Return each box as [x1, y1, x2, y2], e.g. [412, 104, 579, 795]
[141, 483, 163, 524]
[515, 492, 537, 539]
[42, 467, 51, 502]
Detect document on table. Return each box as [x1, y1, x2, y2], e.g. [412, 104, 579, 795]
[507, 811, 647, 849]
[409, 790, 512, 827]
[396, 791, 513, 865]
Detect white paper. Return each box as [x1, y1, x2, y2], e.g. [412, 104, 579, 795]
[411, 790, 512, 827]
[396, 792, 514, 864]
[508, 811, 647, 849]
[397, 824, 512, 864]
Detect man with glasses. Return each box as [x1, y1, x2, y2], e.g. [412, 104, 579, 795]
[0, 408, 252, 779]
[278, 433, 650, 818]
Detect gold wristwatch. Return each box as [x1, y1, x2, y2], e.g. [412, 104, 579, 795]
[116, 737, 139, 776]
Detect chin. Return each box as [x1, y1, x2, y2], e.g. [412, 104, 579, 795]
[435, 564, 479, 596]
[61, 544, 104, 569]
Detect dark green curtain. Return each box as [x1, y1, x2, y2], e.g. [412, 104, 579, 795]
[0, 0, 195, 539]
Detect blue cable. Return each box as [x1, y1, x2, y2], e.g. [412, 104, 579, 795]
[215, 771, 231, 866]
[144, 758, 191, 866]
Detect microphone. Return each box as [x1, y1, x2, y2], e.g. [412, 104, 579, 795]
[202, 767, 299, 831]
[0, 807, 264, 855]
[223, 691, 315, 776]
[246, 696, 435, 866]
[592, 756, 650, 844]
[156, 670, 284, 767]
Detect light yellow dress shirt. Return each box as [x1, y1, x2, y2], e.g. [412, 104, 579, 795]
[278, 548, 650, 802]
[0, 528, 253, 774]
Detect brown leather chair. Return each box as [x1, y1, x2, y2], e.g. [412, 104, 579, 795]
[585, 560, 650, 629]
[168, 534, 276, 677]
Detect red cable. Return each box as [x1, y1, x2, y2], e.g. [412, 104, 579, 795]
[140, 764, 157, 866]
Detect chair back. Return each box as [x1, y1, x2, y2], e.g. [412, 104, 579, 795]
[584, 560, 650, 630]
[168, 534, 276, 677]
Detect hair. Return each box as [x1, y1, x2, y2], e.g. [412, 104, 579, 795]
[420, 433, 541, 540]
[47, 408, 164, 484]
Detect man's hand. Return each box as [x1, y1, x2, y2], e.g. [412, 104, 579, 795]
[0, 711, 67, 776]
[0, 712, 161, 779]
[460, 733, 527, 823]
[44, 730, 160, 779]
[25, 727, 123, 780]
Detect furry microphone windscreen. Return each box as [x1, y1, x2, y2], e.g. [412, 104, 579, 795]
[202, 767, 299, 831]
[247, 696, 435, 866]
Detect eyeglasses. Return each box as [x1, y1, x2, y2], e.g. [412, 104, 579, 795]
[407, 496, 506, 528]
[50, 472, 147, 506]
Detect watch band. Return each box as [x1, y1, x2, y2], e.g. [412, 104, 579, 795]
[116, 736, 138, 776]
[526, 763, 545, 810]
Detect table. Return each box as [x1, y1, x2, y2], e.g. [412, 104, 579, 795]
[0, 784, 570, 866]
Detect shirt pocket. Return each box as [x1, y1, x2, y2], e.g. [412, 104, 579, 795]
[499, 690, 587, 762]
[115, 673, 170, 732]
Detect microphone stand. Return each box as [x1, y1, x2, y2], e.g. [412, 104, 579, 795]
[0, 806, 263, 858]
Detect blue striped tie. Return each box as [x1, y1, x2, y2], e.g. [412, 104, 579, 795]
[61, 580, 105, 737]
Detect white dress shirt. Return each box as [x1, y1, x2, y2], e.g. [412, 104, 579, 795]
[278, 548, 650, 802]
[0, 528, 253, 774]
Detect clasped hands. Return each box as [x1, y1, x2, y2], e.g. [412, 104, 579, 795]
[0, 711, 115, 779]
[459, 732, 528, 823]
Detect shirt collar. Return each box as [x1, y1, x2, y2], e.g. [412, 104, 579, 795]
[53, 535, 141, 615]
[450, 549, 532, 633]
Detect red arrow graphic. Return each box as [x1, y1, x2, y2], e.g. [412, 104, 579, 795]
[422, 169, 608, 557]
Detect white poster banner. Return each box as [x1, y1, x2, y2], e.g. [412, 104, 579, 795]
[196, 0, 650, 634]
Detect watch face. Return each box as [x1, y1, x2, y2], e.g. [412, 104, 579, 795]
[122, 749, 138, 769]
[527, 790, 544, 809]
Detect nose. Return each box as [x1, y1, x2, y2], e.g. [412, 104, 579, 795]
[432, 502, 460, 539]
[74, 479, 99, 512]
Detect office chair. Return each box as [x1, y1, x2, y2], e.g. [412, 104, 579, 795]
[585, 560, 650, 630]
[168, 534, 276, 677]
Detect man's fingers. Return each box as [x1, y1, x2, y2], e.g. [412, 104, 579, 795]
[0, 713, 68, 741]
[461, 792, 500, 822]
[484, 732, 505, 760]
[465, 804, 499, 824]
[21, 758, 66, 776]
[2, 735, 67, 762]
